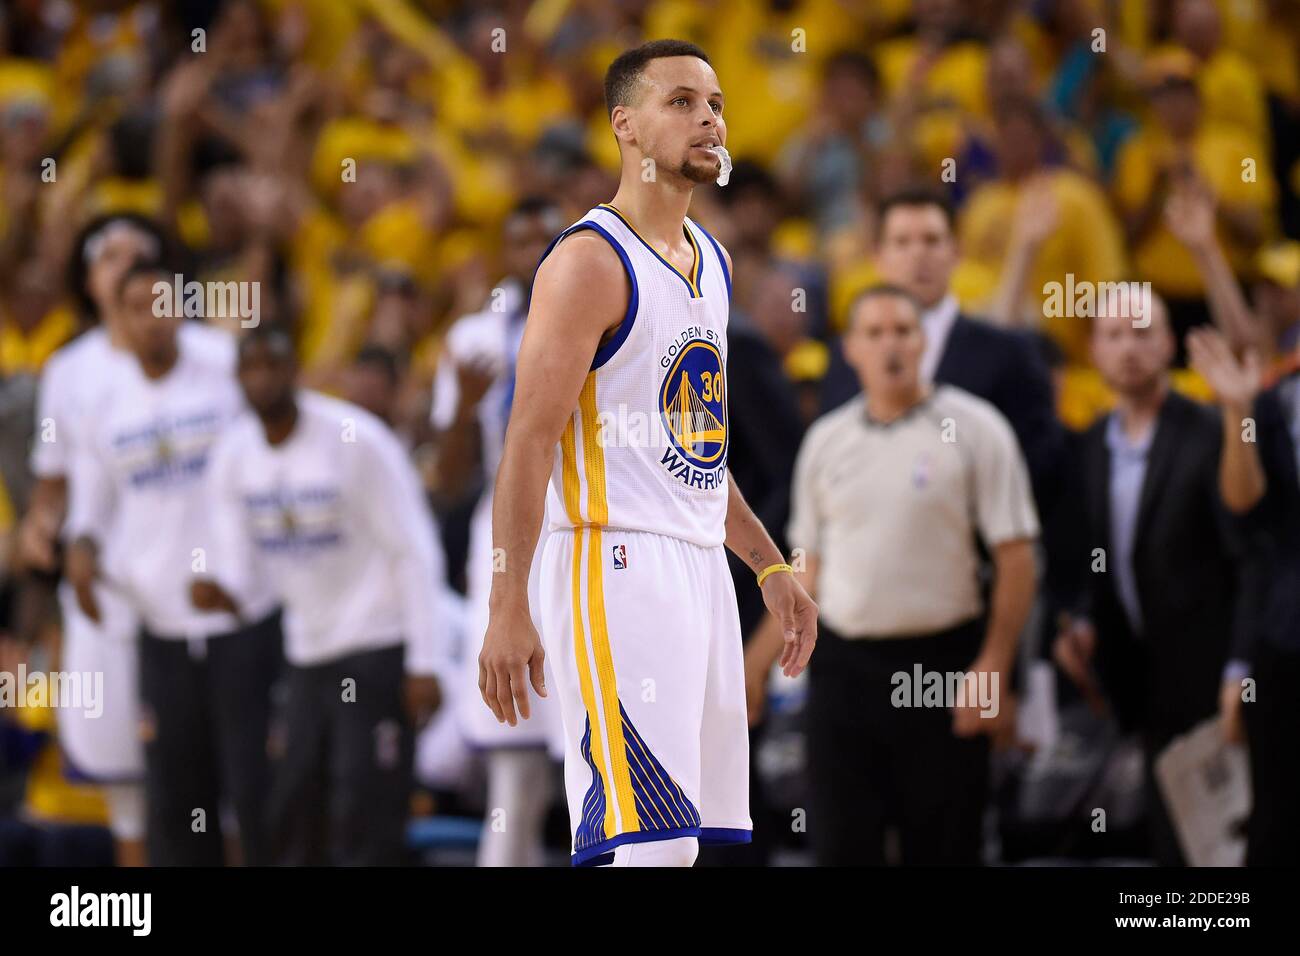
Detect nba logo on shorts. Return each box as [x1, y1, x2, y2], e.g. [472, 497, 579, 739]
[612, 544, 627, 570]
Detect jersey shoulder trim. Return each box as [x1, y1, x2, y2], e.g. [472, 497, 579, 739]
[598, 203, 703, 299]
[689, 218, 731, 303]
[532, 217, 640, 372]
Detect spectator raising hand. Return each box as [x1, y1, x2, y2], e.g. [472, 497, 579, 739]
[1167, 184, 1269, 354]
[1187, 326, 1263, 413]
[1164, 176, 1217, 253]
[990, 174, 1059, 327]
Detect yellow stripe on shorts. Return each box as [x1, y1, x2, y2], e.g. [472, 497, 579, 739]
[561, 412, 616, 837]
[578, 374, 639, 834]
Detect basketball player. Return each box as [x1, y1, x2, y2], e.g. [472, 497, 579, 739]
[17, 214, 164, 867]
[63, 260, 282, 866]
[195, 325, 448, 865]
[479, 40, 818, 867]
[432, 197, 565, 867]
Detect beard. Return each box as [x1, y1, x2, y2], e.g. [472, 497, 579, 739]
[679, 152, 720, 184]
[1110, 365, 1161, 396]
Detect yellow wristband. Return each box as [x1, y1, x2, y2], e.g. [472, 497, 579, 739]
[756, 563, 794, 588]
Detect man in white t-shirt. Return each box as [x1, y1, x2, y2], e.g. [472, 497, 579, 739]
[63, 260, 282, 866]
[17, 214, 171, 865]
[195, 325, 450, 865]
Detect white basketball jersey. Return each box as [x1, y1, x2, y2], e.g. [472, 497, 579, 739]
[539, 203, 732, 548]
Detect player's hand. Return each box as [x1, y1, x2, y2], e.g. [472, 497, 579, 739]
[190, 578, 240, 615]
[64, 538, 101, 624]
[404, 674, 443, 729]
[479, 602, 547, 726]
[1219, 676, 1246, 745]
[759, 570, 817, 678]
[16, 509, 59, 573]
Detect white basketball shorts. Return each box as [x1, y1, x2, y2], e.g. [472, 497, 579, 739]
[538, 526, 751, 866]
[55, 583, 145, 782]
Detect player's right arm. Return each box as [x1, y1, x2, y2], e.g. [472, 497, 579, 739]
[18, 357, 71, 573]
[16, 477, 66, 573]
[479, 232, 628, 726]
[63, 439, 117, 624]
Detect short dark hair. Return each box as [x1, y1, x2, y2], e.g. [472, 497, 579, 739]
[604, 39, 711, 116]
[847, 283, 922, 326]
[67, 212, 175, 321]
[877, 186, 956, 238]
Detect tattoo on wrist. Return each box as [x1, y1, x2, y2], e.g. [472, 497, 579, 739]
[748, 548, 764, 569]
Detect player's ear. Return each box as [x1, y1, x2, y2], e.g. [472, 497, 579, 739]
[610, 104, 637, 147]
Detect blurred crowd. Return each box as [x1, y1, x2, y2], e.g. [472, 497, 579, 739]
[1, 0, 1299, 866]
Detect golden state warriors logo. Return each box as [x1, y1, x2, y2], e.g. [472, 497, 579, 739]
[658, 333, 728, 489]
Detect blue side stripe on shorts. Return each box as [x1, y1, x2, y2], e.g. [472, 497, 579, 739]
[619, 701, 700, 832]
[573, 700, 700, 858]
[574, 718, 608, 852]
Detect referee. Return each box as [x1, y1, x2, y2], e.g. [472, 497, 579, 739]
[782, 285, 1038, 865]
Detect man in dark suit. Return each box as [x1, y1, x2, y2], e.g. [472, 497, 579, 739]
[1053, 296, 1254, 866]
[819, 188, 1063, 510]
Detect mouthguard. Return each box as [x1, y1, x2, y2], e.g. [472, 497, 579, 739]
[709, 145, 732, 186]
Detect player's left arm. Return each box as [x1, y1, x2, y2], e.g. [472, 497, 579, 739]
[723, 473, 817, 677]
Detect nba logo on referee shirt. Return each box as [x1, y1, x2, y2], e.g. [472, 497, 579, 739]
[612, 544, 627, 569]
